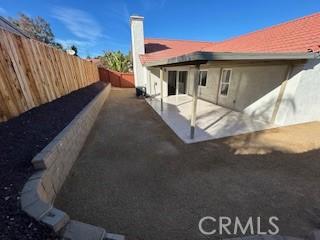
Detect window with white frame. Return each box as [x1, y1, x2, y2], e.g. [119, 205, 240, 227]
[198, 71, 207, 87]
[220, 69, 232, 96]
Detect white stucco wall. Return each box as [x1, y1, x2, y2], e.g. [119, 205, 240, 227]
[147, 67, 170, 97]
[187, 68, 194, 96]
[130, 16, 145, 88]
[198, 68, 220, 103]
[235, 65, 287, 110]
[275, 59, 320, 125]
[148, 68, 163, 96]
[236, 65, 288, 122]
[186, 67, 220, 103]
[237, 60, 320, 125]
[189, 64, 287, 119]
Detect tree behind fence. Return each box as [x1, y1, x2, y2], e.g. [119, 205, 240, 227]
[0, 29, 99, 122]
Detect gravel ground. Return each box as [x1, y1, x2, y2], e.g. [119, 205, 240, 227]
[56, 88, 320, 240]
[0, 81, 106, 240]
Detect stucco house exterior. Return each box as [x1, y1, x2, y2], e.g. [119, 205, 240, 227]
[130, 13, 320, 142]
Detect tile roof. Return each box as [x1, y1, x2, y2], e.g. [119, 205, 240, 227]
[141, 12, 320, 64]
[141, 38, 213, 64]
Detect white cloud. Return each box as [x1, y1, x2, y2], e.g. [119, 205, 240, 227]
[0, 7, 7, 16]
[56, 38, 97, 57]
[56, 38, 91, 48]
[52, 7, 103, 42]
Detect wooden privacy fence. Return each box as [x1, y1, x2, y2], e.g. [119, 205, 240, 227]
[0, 29, 99, 122]
[98, 67, 135, 88]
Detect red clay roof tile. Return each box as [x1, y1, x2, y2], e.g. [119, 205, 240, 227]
[141, 12, 320, 64]
[141, 38, 213, 64]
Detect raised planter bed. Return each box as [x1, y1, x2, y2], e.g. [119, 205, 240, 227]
[20, 81, 120, 239]
[19, 82, 124, 240]
[0, 81, 106, 240]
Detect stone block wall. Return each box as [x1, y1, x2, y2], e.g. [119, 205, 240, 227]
[20, 84, 124, 240]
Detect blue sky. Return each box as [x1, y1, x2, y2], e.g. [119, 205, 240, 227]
[1, 0, 319, 57]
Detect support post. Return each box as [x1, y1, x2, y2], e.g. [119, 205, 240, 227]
[147, 69, 151, 97]
[160, 67, 164, 111]
[190, 65, 200, 139]
[270, 64, 293, 123]
[176, 72, 179, 95]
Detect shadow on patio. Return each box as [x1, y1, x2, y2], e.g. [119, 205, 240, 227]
[146, 94, 276, 143]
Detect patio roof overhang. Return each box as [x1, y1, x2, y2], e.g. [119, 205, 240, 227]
[143, 51, 319, 67]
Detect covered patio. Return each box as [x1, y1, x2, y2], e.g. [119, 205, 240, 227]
[144, 51, 314, 143]
[146, 94, 275, 143]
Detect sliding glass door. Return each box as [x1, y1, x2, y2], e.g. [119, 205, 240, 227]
[168, 70, 188, 95]
[168, 71, 177, 95]
[178, 71, 187, 94]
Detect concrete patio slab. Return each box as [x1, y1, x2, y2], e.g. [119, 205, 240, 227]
[146, 95, 276, 143]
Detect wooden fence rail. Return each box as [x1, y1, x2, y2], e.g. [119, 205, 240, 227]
[0, 29, 99, 122]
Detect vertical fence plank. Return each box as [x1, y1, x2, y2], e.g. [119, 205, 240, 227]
[0, 29, 99, 122]
[1, 30, 35, 110]
[22, 37, 47, 104]
[16, 35, 42, 106]
[0, 30, 28, 113]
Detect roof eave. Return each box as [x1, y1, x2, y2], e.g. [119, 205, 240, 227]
[144, 51, 319, 67]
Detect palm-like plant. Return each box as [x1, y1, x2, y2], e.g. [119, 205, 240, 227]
[100, 51, 132, 73]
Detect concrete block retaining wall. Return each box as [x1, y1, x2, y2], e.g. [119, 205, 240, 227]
[20, 83, 125, 240]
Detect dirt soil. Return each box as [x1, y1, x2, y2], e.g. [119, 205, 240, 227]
[0, 81, 106, 240]
[225, 121, 320, 155]
[56, 88, 320, 240]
